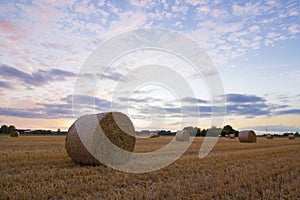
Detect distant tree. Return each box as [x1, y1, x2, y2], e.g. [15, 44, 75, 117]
[200, 129, 207, 137]
[283, 133, 289, 136]
[0, 125, 16, 134]
[0, 125, 8, 134]
[221, 125, 232, 137]
[207, 127, 222, 137]
[158, 130, 174, 136]
[183, 126, 193, 133]
[57, 128, 61, 134]
[221, 125, 239, 137]
[30, 129, 52, 135]
[158, 130, 166, 136]
[8, 125, 16, 132]
[195, 128, 201, 137]
[183, 126, 200, 136]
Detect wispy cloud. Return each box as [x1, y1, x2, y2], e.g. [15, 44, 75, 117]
[62, 95, 113, 110]
[276, 109, 300, 115]
[0, 92, 298, 122]
[119, 97, 161, 103]
[124, 93, 294, 119]
[0, 94, 113, 119]
[0, 65, 76, 87]
[226, 93, 266, 103]
[241, 125, 300, 133]
[0, 0, 299, 130]
[181, 97, 208, 104]
[0, 81, 13, 89]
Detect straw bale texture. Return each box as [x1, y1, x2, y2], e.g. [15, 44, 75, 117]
[149, 132, 159, 138]
[66, 112, 136, 165]
[288, 134, 295, 140]
[239, 130, 257, 143]
[229, 134, 235, 139]
[266, 134, 273, 139]
[176, 130, 190, 142]
[10, 131, 19, 137]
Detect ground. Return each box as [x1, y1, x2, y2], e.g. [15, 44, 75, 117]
[0, 135, 299, 199]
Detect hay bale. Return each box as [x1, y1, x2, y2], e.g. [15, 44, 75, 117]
[225, 134, 229, 138]
[10, 131, 19, 137]
[66, 112, 136, 165]
[288, 134, 295, 140]
[239, 130, 257, 143]
[176, 130, 190, 142]
[266, 134, 273, 139]
[229, 134, 235, 139]
[149, 132, 159, 138]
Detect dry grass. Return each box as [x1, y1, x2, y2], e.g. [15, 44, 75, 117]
[0, 135, 299, 199]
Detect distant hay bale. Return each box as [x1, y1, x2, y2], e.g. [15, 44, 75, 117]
[149, 132, 159, 138]
[10, 131, 19, 137]
[288, 134, 295, 140]
[176, 130, 190, 142]
[229, 134, 235, 139]
[239, 130, 257, 143]
[225, 134, 229, 138]
[266, 134, 273, 139]
[66, 112, 136, 165]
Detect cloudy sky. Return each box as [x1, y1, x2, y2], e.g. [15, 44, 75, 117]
[0, 0, 299, 133]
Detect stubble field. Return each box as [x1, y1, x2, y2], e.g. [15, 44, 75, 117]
[0, 135, 299, 199]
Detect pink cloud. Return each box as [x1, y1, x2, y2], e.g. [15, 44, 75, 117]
[0, 20, 17, 33]
[198, 6, 210, 13]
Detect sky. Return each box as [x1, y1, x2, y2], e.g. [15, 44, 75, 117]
[0, 0, 299, 133]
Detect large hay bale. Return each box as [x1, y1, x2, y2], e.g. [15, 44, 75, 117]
[10, 131, 19, 137]
[266, 134, 273, 139]
[176, 130, 190, 142]
[229, 134, 235, 139]
[288, 134, 295, 140]
[66, 112, 136, 165]
[225, 134, 229, 138]
[239, 130, 257, 143]
[149, 132, 159, 138]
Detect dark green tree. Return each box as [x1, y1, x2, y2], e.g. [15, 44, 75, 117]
[200, 129, 207, 137]
[0, 125, 8, 134]
[195, 128, 201, 137]
[183, 126, 199, 136]
[0, 125, 16, 134]
[221, 125, 239, 137]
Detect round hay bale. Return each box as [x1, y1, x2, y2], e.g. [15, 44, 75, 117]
[66, 112, 136, 165]
[149, 132, 159, 138]
[229, 134, 235, 139]
[176, 130, 190, 142]
[266, 134, 273, 139]
[288, 134, 295, 140]
[225, 134, 229, 138]
[239, 130, 257, 143]
[10, 131, 19, 137]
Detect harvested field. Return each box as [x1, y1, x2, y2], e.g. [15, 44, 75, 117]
[0, 136, 299, 199]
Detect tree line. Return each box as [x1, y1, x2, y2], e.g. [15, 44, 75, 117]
[0, 125, 64, 135]
[0, 125, 17, 134]
[157, 125, 239, 137]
